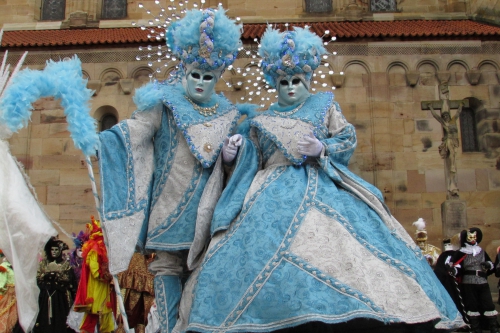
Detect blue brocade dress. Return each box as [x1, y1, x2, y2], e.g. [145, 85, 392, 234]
[181, 92, 464, 333]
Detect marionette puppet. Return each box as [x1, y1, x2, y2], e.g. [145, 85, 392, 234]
[448, 228, 499, 333]
[69, 231, 89, 283]
[413, 218, 441, 267]
[73, 217, 116, 333]
[433, 238, 464, 317]
[117, 253, 156, 333]
[34, 237, 76, 333]
[66, 230, 90, 333]
[175, 25, 465, 333]
[96, 6, 247, 333]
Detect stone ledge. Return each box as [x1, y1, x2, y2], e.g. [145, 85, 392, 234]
[2, 22, 38, 31]
[2, 22, 63, 31]
[99, 20, 135, 29]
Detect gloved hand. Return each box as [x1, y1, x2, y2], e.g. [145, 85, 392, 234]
[480, 261, 492, 271]
[446, 264, 457, 276]
[222, 134, 242, 163]
[297, 131, 323, 157]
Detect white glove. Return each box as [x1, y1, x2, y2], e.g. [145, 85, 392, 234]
[222, 134, 242, 163]
[297, 131, 323, 157]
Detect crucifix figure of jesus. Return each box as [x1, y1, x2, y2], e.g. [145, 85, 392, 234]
[421, 83, 468, 200]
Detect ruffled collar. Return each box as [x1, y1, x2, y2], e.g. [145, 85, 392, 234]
[460, 243, 482, 256]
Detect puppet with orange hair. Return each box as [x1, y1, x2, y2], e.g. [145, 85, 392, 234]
[73, 217, 116, 333]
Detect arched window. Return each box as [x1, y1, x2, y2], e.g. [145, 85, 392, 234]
[460, 107, 479, 152]
[101, 114, 118, 131]
[102, 0, 127, 19]
[41, 0, 66, 20]
[371, 0, 396, 12]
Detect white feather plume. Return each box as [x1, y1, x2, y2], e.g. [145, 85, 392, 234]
[412, 218, 426, 230]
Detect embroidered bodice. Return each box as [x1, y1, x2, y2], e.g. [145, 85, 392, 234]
[250, 92, 333, 166]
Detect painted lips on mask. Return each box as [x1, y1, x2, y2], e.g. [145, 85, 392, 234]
[278, 76, 310, 107]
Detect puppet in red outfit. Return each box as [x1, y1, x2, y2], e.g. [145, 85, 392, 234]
[448, 228, 498, 333]
[74, 217, 116, 333]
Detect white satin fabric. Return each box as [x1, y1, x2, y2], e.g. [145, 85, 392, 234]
[0, 139, 57, 332]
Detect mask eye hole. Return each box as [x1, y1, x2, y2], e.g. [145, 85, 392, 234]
[280, 79, 289, 86]
[203, 75, 214, 81]
[292, 78, 301, 85]
[191, 72, 201, 79]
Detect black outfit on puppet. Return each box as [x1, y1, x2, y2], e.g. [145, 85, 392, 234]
[34, 237, 77, 333]
[449, 228, 499, 333]
[434, 239, 465, 318]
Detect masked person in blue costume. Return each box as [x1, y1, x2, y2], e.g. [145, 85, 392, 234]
[97, 7, 245, 333]
[178, 26, 465, 333]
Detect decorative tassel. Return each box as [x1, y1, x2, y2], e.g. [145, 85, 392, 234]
[48, 296, 51, 324]
[47, 290, 56, 324]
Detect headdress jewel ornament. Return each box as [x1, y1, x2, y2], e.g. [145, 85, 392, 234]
[166, 5, 242, 77]
[258, 25, 327, 88]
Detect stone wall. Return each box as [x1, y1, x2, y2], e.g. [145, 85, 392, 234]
[470, 0, 500, 24]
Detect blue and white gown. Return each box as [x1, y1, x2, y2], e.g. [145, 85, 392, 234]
[97, 82, 242, 332]
[180, 92, 464, 332]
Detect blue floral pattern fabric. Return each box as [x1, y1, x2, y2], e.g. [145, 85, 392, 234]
[97, 82, 241, 273]
[183, 93, 464, 332]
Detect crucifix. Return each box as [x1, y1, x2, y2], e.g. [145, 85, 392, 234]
[421, 83, 468, 200]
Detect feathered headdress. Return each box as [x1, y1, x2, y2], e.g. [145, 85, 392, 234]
[412, 218, 427, 242]
[258, 25, 327, 88]
[86, 215, 103, 240]
[81, 216, 108, 269]
[72, 230, 89, 249]
[166, 5, 242, 77]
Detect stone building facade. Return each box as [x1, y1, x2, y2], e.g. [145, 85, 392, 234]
[1, 0, 500, 281]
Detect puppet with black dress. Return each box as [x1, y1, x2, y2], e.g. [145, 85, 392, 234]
[34, 237, 77, 333]
[434, 239, 467, 322]
[449, 228, 499, 333]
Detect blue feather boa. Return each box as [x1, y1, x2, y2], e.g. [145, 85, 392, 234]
[0, 56, 98, 156]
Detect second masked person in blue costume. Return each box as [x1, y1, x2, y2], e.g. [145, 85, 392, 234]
[97, 6, 246, 333]
[178, 26, 465, 332]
